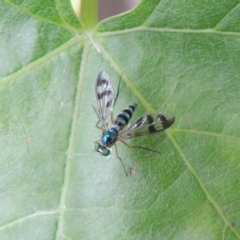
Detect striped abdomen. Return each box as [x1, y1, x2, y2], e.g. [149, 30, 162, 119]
[115, 103, 137, 129]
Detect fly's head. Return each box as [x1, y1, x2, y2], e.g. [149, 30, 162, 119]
[94, 142, 111, 157]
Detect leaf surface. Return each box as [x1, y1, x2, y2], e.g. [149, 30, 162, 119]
[1, 0, 240, 239]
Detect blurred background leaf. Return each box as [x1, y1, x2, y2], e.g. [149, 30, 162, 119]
[0, 0, 240, 239]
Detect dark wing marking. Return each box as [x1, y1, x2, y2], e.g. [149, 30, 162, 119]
[95, 71, 114, 130]
[120, 111, 175, 139]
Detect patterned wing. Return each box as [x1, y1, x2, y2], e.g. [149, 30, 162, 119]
[95, 71, 114, 129]
[120, 111, 175, 139]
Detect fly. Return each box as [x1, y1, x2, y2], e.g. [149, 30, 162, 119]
[94, 71, 175, 175]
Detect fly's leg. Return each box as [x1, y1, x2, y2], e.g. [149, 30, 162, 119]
[111, 113, 128, 175]
[113, 73, 122, 107]
[114, 143, 128, 176]
[92, 105, 104, 130]
[111, 112, 114, 124]
[95, 121, 102, 130]
[120, 140, 161, 154]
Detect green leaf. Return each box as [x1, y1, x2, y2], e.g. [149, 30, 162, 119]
[1, 0, 240, 239]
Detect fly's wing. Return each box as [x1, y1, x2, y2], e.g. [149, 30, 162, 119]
[95, 71, 114, 130]
[120, 111, 175, 139]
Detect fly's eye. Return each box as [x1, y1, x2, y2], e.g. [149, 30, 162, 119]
[94, 143, 101, 152]
[101, 148, 111, 156]
[94, 143, 111, 156]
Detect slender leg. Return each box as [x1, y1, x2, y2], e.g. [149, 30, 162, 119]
[110, 113, 129, 176]
[114, 143, 128, 176]
[120, 140, 161, 154]
[92, 105, 104, 130]
[92, 105, 102, 130]
[111, 112, 114, 124]
[113, 73, 122, 107]
[95, 121, 102, 130]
